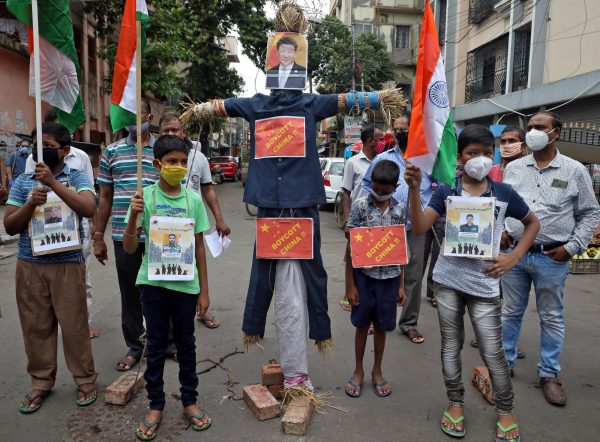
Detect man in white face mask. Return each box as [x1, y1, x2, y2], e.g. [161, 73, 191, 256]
[501, 111, 600, 407]
[489, 126, 526, 183]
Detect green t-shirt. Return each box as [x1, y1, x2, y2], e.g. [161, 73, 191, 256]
[125, 183, 210, 294]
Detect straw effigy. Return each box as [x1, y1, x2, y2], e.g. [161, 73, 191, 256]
[274, 1, 308, 33]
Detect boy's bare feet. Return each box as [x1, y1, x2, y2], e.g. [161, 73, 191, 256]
[345, 371, 364, 397]
[136, 410, 162, 440]
[441, 405, 464, 433]
[496, 414, 520, 441]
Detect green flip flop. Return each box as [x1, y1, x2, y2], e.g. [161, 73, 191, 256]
[184, 410, 212, 431]
[440, 410, 466, 438]
[18, 391, 50, 414]
[76, 385, 97, 407]
[494, 421, 520, 442]
[135, 416, 162, 441]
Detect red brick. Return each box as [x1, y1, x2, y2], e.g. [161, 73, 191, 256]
[281, 396, 313, 435]
[267, 384, 284, 400]
[243, 384, 280, 421]
[104, 373, 144, 405]
[471, 366, 494, 405]
[261, 364, 284, 386]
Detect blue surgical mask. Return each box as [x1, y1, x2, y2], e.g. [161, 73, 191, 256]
[19, 146, 29, 154]
[370, 189, 393, 202]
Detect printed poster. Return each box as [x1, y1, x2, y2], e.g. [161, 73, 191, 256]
[148, 216, 195, 280]
[254, 116, 306, 158]
[256, 217, 313, 259]
[344, 116, 363, 145]
[443, 196, 495, 259]
[29, 191, 81, 255]
[350, 225, 409, 268]
[265, 32, 307, 90]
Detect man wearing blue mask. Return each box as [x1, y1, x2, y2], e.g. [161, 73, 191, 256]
[5, 139, 30, 191]
[501, 111, 600, 406]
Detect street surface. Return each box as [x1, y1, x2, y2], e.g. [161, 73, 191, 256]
[0, 182, 599, 441]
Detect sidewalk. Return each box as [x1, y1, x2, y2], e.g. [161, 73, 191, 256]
[0, 205, 18, 245]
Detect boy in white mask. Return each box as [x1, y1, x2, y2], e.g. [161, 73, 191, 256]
[489, 126, 527, 183]
[404, 125, 540, 442]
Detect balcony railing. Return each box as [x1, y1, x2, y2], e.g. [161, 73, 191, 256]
[469, 0, 496, 25]
[560, 128, 600, 147]
[465, 36, 508, 103]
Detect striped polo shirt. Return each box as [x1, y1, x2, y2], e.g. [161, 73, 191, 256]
[97, 135, 159, 241]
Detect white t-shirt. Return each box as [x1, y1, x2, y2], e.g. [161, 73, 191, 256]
[341, 151, 372, 205]
[185, 140, 212, 195]
[26, 145, 95, 190]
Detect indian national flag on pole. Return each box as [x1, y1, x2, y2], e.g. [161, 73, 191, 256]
[110, 0, 150, 132]
[7, 0, 85, 134]
[404, 1, 457, 187]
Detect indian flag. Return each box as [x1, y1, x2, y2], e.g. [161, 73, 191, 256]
[404, 1, 457, 187]
[7, 0, 85, 134]
[110, 0, 150, 132]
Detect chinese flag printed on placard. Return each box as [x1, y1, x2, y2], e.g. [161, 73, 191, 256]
[256, 218, 313, 259]
[350, 225, 409, 267]
[255, 116, 306, 158]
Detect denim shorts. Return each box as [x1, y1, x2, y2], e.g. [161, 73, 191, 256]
[351, 269, 400, 332]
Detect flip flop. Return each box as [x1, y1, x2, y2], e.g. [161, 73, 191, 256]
[18, 390, 50, 414]
[405, 329, 424, 344]
[373, 380, 391, 397]
[440, 410, 465, 438]
[76, 385, 97, 407]
[184, 410, 212, 431]
[345, 378, 362, 398]
[339, 298, 351, 312]
[197, 313, 220, 329]
[116, 354, 141, 371]
[494, 421, 520, 442]
[135, 416, 162, 441]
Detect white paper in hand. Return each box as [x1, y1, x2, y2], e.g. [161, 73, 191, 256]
[204, 228, 223, 258]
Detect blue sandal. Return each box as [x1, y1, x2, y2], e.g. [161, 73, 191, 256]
[345, 378, 363, 398]
[440, 410, 465, 438]
[373, 380, 391, 397]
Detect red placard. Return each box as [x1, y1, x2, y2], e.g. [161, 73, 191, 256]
[256, 218, 314, 259]
[254, 116, 305, 158]
[350, 225, 409, 267]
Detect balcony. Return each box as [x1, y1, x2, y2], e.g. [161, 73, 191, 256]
[376, 0, 423, 12]
[465, 35, 508, 103]
[468, 0, 507, 25]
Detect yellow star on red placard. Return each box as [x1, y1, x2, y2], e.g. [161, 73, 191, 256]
[354, 232, 363, 242]
[260, 223, 270, 233]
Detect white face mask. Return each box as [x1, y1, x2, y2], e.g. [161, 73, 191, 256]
[464, 156, 493, 181]
[526, 128, 556, 151]
[370, 189, 393, 202]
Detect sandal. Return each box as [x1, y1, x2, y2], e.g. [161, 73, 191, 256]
[18, 390, 50, 414]
[184, 410, 212, 431]
[404, 328, 425, 344]
[116, 354, 141, 371]
[339, 297, 351, 312]
[494, 421, 520, 442]
[135, 416, 162, 441]
[76, 384, 97, 407]
[373, 380, 391, 397]
[197, 313, 220, 329]
[440, 409, 465, 438]
[430, 297, 437, 308]
[345, 378, 363, 398]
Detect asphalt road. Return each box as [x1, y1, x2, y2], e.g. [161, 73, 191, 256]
[0, 182, 598, 441]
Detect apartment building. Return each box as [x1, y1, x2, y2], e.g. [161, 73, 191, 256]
[437, 0, 600, 163]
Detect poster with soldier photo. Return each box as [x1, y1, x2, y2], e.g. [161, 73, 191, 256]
[443, 196, 495, 259]
[148, 216, 195, 281]
[29, 191, 81, 255]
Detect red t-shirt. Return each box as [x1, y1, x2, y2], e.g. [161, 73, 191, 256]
[489, 164, 504, 182]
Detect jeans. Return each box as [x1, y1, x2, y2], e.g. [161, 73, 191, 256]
[398, 230, 425, 332]
[422, 220, 445, 299]
[436, 284, 514, 414]
[140, 285, 199, 411]
[501, 250, 569, 378]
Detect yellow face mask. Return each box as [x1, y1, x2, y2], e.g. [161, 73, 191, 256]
[159, 162, 187, 186]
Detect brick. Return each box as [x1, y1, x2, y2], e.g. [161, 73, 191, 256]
[281, 396, 314, 436]
[261, 364, 284, 386]
[267, 384, 284, 400]
[243, 384, 280, 421]
[471, 366, 494, 405]
[104, 373, 144, 405]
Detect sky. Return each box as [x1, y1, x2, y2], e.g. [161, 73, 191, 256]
[232, 1, 330, 97]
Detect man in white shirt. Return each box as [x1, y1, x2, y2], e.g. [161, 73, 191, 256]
[25, 144, 98, 338]
[159, 112, 230, 329]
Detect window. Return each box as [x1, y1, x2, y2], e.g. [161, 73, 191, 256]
[352, 23, 373, 37]
[395, 25, 410, 49]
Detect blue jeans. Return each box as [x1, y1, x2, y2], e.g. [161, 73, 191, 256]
[140, 285, 199, 411]
[501, 250, 569, 378]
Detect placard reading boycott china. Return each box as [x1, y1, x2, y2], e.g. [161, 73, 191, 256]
[350, 225, 409, 267]
[256, 217, 313, 259]
[254, 116, 305, 158]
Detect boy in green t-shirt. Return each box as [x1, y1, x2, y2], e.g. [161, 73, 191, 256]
[123, 136, 211, 440]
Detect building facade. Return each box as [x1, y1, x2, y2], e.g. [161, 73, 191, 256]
[438, 0, 600, 164]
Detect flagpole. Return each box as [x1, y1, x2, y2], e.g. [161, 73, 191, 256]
[31, 0, 43, 163]
[135, 18, 143, 194]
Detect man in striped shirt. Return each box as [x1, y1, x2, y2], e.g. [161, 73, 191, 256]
[94, 98, 161, 371]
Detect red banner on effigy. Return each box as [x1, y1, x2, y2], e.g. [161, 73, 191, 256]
[256, 218, 313, 259]
[254, 116, 305, 158]
[350, 225, 409, 267]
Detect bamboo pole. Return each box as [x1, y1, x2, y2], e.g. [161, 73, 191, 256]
[31, 0, 43, 163]
[135, 18, 142, 193]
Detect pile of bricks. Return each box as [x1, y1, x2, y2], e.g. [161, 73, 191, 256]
[242, 362, 314, 435]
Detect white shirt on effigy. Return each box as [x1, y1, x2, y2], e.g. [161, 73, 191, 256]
[279, 66, 291, 88]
